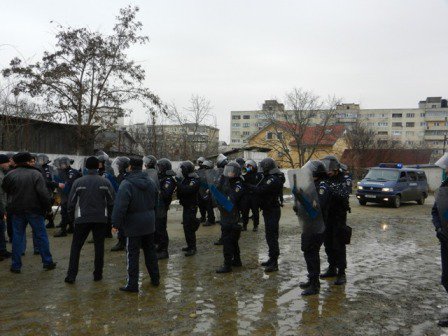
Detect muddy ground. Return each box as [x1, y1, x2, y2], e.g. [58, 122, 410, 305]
[1, 196, 448, 335]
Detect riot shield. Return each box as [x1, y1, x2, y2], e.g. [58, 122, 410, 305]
[205, 168, 221, 207]
[436, 186, 448, 233]
[144, 168, 160, 191]
[288, 165, 325, 235]
[197, 169, 209, 200]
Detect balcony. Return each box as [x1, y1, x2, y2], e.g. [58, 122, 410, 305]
[424, 134, 446, 141]
[426, 126, 448, 131]
[425, 115, 448, 122]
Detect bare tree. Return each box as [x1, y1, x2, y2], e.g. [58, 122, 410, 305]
[2, 6, 162, 153]
[167, 95, 218, 160]
[257, 88, 340, 167]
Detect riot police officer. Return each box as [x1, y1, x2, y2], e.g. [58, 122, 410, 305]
[177, 161, 200, 256]
[250, 158, 285, 272]
[97, 152, 119, 192]
[198, 160, 216, 226]
[320, 155, 351, 285]
[155, 158, 176, 260]
[54, 157, 81, 237]
[432, 153, 448, 327]
[216, 161, 244, 273]
[213, 154, 229, 245]
[36, 154, 60, 229]
[110, 157, 130, 252]
[196, 157, 206, 168]
[241, 159, 262, 232]
[143, 155, 160, 191]
[293, 160, 329, 296]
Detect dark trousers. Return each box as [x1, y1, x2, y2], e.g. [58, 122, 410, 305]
[155, 215, 169, 251]
[0, 214, 7, 252]
[60, 203, 73, 232]
[302, 233, 324, 279]
[324, 220, 347, 272]
[182, 206, 199, 250]
[222, 224, 241, 266]
[67, 222, 106, 279]
[199, 198, 215, 223]
[126, 233, 159, 289]
[241, 197, 259, 227]
[7, 215, 13, 241]
[441, 241, 448, 292]
[263, 207, 281, 261]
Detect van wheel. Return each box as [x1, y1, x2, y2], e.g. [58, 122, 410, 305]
[359, 200, 367, 206]
[417, 194, 425, 205]
[393, 196, 401, 208]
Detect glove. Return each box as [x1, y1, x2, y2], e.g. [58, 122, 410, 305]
[293, 205, 298, 213]
[437, 228, 448, 243]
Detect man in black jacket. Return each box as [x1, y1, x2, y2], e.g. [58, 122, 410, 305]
[65, 157, 115, 283]
[2, 152, 56, 273]
[112, 157, 159, 293]
[177, 161, 200, 257]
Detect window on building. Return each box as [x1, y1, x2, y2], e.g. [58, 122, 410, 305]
[381, 114, 386, 118]
[277, 132, 283, 140]
[406, 141, 414, 146]
[232, 123, 240, 127]
[243, 123, 250, 128]
[232, 115, 241, 120]
[242, 131, 250, 136]
[406, 122, 415, 127]
[392, 131, 402, 136]
[420, 122, 427, 127]
[432, 104, 437, 108]
[378, 122, 388, 127]
[406, 113, 415, 118]
[243, 115, 250, 119]
[392, 113, 403, 118]
[406, 131, 414, 136]
[266, 132, 273, 140]
[367, 122, 374, 126]
[392, 122, 402, 127]
[435, 122, 440, 126]
[232, 139, 240, 143]
[420, 113, 426, 117]
[377, 131, 388, 135]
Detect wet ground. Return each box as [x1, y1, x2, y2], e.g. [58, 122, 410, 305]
[1, 196, 448, 335]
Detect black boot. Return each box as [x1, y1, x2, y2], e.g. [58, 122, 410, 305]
[111, 241, 125, 252]
[253, 225, 258, 232]
[320, 267, 337, 279]
[216, 265, 232, 273]
[299, 279, 311, 289]
[301, 278, 320, 296]
[200, 217, 206, 223]
[46, 221, 55, 229]
[185, 248, 197, 257]
[232, 257, 242, 267]
[54, 229, 67, 237]
[334, 272, 347, 285]
[157, 250, 169, 260]
[438, 319, 448, 327]
[264, 261, 278, 272]
[241, 224, 247, 232]
[181, 247, 190, 252]
[261, 259, 272, 267]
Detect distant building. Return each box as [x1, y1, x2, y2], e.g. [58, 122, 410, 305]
[0, 115, 96, 155]
[95, 128, 143, 156]
[247, 123, 347, 168]
[127, 122, 220, 160]
[231, 97, 448, 156]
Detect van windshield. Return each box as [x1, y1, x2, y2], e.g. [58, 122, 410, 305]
[364, 169, 399, 181]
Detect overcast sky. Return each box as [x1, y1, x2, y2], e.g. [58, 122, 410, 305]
[1, 0, 448, 142]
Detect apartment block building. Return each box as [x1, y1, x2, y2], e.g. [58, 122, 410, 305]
[230, 97, 448, 154]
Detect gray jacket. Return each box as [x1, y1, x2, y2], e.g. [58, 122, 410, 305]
[68, 170, 115, 225]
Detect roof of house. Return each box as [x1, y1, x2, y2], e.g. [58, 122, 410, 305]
[289, 124, 346, 147]
[341, 148, 433, 168]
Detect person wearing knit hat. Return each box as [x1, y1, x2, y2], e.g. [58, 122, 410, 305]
[64, 156, 115, 284]
[12, 152, 33, 165]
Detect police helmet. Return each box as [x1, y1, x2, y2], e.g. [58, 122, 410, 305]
[179, 161, 195, 178]
[111, 157, 130, 175]
[56, 156, 71, 169]
[143, 155, 157, 169]
[259, 157, 278, 175]
[37, 154, 50, 165]
[202, 160, 214, 169]
[223, 161, 241, 178]
[216, 154, 229, 168]
[157, 158, 172, 175]
[197, 157, 206, 166]
[322, 155, 341, 171]
[235, 157, 245, 168]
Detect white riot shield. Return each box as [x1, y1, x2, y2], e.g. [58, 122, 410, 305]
[288, 165, 325, 235]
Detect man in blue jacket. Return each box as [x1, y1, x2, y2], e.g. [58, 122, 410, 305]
[112, 157, 159, 293]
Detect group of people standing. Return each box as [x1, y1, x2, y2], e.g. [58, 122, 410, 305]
[0, 150, 352, 295]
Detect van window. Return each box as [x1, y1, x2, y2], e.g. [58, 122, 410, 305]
[407, 171, 417, 181]
[399, 172, 407, 181]
[417, 172, 427, 181]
